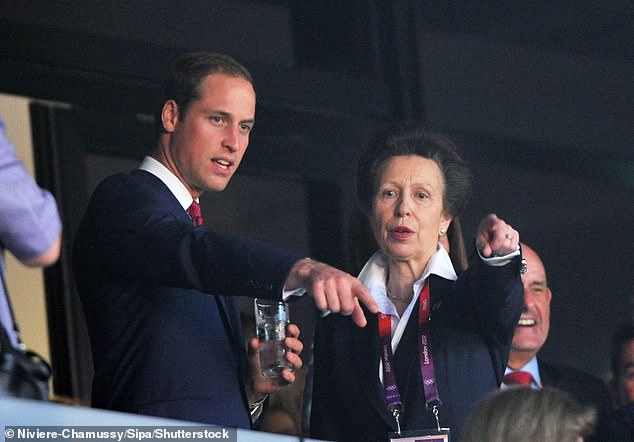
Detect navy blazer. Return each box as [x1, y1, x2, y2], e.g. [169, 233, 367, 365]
[539, 360, 633, 442]
[72, 170, 302, 428]
[310, 256, 524, 442]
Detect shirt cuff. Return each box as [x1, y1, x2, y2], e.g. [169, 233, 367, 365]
[477, 247, 521, 266]
[249, 394, 269, 424]
[282, 287, 306, 301]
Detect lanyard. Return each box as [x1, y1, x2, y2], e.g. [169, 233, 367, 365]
[378, 279, 442, 434]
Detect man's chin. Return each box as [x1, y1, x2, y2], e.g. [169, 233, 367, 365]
[511, 340, 542, 354]
[203, 180, 231, 193]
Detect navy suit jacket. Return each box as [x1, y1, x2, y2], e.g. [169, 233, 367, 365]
[310, 256, 524, 442]
[539, 360, 633, 442]
[72, 170, 302, 428]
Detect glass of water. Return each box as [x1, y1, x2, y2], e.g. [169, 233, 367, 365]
[253, 298, 293, 378]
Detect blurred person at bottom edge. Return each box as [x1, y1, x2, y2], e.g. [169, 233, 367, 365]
[462, 386, 597, 442]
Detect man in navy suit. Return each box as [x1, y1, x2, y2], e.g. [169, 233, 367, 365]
[504, 243, 631, 441]
[72, 52, 377, 429]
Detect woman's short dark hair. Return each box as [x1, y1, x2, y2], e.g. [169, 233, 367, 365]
[356, 126, 472, 218]
[153, 52, 254, 141]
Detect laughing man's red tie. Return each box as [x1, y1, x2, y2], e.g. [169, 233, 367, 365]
[187, 201, 204, 227]
[503, 371, 534, 386]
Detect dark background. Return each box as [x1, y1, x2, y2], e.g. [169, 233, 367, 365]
[0, 0, 632, 403]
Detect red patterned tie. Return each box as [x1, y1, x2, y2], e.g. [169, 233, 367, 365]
[187, 201, 204, 227]
[503, 371, 534, 386]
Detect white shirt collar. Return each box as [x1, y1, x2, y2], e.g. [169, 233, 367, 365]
[365, 245, 458, 381]
[358, 244, 457, 317]
[504, 356, 542, 389]
[139, 156, 195, 210]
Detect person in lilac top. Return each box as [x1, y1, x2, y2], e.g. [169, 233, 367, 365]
[0, 115, 61, 348]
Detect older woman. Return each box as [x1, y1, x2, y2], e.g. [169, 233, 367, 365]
[310, 127, 524, 441]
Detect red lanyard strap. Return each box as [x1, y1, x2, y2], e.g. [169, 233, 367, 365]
[378, 279, 442, 420]
[417, 279, 441, 408]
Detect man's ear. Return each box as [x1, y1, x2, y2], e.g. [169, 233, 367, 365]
[161, 100, 178, 133]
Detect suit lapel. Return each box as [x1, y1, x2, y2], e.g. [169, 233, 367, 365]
[215, 296, 243, 357]
[352, 311, 399, 429]
[538, 360, 558, 388]
[134, 169, 250, 406]
[349, 278, 455, 431]
[393, 299, 420, 411]
[215, 295, 249, 413]
[135, 170, 244, 351]
[133, 170, 193, 224]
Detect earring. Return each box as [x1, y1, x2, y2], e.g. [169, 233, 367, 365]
[440, 228, 446, 235]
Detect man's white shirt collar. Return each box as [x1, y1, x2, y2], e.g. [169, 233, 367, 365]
[504, 356, 542, 389]
[139, 157, 304, 301]
[139, 156, 196, 209]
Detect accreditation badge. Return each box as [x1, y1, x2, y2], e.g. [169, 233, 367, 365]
[389, 428, 450, 442]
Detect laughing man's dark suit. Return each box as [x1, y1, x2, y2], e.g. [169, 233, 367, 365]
[539, 360, 633, 442]
[72, 169, 302, 428]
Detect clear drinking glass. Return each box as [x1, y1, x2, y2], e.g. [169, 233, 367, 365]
[253, 298, 292, 378]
